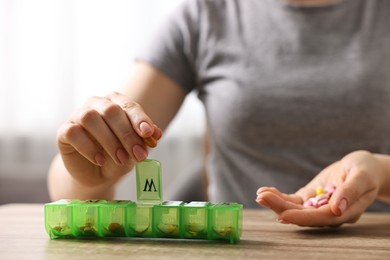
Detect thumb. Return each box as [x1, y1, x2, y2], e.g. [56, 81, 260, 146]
[329, 169, 365, 216]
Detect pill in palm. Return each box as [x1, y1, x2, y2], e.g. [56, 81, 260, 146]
[316, 193, 329, 201]
[316, 186, 325, 195]
[317, 198, 329, 207]
[303, 184, 336, 208]
[325, 184, 336, 196]
[303, 199, 314, 207]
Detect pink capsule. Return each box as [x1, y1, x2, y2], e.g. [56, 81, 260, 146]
[310, 197, 319, 207]
[317, 198, 329, 207]
[304, 184, 336, 209]
[325, 184, 336, 196]
[303, 199, 314, 207]
[315, 193, 329, 200]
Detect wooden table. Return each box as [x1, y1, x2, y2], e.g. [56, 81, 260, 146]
[0, 204, 389, 259]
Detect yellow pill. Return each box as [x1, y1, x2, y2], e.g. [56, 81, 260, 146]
[158, 223, 177, 234]
[143, 136, 157, 148]
[316, 186, 325, 195]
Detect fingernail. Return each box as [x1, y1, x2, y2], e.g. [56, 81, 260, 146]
[338, 199, 347, 215]
[116, 148, 129, 165]
[132, 145, 147, 161]
[95, 152, 106, 166]
[278, 219, 290, 224]
[256, 198, 271, 209]
[256, 187, 265, 195]
[139, 122, 153, 135]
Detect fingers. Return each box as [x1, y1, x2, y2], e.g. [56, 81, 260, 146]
[329, 166, 377, 216]
[256, 188, 302, 214]
[255, 185, 348, 227]
[256, 187, 352, 227]
[73, 104, 135, 165]
[257, 187, 303, 205]
[57, 122, 105, 166]
[87, 97, 148, 163]
[256, 151, 381, 227]
[58, 93, 161, 167]
[108, 92, 163, 148]
[279, 205, 342, 227]
[294, 161, 343, 202]
[280, 194, 370, 227]
[108, 92, 158, 138]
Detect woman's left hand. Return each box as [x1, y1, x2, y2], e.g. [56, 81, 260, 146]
[256, 150, 382, 227]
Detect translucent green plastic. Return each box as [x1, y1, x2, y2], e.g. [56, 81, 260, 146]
[126, 203, 153, 237]
[44, 159, 243, 243]
[45, 200, 242, 243]
[136, 159, 163, 203]
[153, 201, 184, 238]
[181, 201, 210, 239]
[44, 199, 79, 239]
[99, 200, 134, 237]
[72, 199, 106, 237]
[208, 203, 243, 244]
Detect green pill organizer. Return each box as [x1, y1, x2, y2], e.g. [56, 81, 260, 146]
[44, 159, 243, 243]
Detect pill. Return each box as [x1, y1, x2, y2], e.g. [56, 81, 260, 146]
[108, 222, 124, 234]
[187, 224, 205, 233]
[133, 226, 149, 234]
[309, 197, 319, 205]
[315, 193, 329, 201]
[214, 226, 233, 237]
[53, 226, 62, 232]
[303, 184, 336, 208]
[303, 199, 314, 207]
[303, 197, 318, 208]
[158, 223, 178, 234]
[316, 186, 325, 195]
[317, 198, 329, 207]
[325, 184, 336, 196]
[80, 223, 97, 235]
[143, 136, 157, 148]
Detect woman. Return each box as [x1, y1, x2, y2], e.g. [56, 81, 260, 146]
[48, 0, 390, 227]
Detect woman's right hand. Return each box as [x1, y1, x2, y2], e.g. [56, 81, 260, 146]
[56, 91, 162, 188]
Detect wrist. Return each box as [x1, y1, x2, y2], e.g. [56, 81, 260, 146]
[373, 153, 390, 203]
[48, 154, 118, 201]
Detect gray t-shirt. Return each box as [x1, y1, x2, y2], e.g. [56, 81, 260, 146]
[138, 0, 390, 210]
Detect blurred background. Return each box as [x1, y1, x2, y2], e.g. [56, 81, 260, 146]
[0, 0, 206, 204]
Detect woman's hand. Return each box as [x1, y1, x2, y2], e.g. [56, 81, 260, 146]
[48, 62, 185, 201]
[256, 150, 382, 227]
[56, 91, 162, 188]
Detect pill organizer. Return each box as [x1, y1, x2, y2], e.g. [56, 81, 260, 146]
[44, 159, 243, 243]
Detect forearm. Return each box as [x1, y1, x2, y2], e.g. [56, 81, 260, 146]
[374, 153, 390, 203]
[47, 154, 116, 201]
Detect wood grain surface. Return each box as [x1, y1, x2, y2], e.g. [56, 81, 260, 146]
[0, 204, 389, 259]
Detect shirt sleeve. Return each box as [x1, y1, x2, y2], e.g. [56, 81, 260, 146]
[135, 0, 200, 93]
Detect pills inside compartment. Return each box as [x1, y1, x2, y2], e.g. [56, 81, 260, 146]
[51, 224, 72, 237]
[45, 200, 242, 243]
[106, 222, 125, 235]
[45, 160, 243, 243]
[79, 222, 98, 236]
